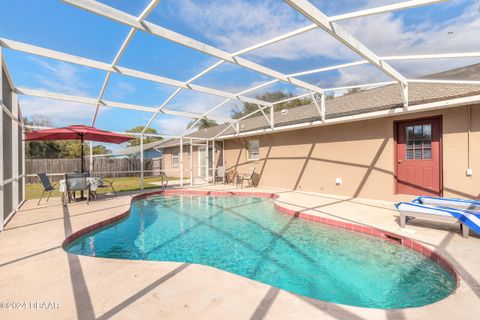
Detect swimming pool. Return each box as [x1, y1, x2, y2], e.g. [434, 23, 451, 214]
[66, 195, 455, 309]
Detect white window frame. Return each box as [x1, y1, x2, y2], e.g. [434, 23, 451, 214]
[171, 149, 179, 167]
[247, 139, 260, 161]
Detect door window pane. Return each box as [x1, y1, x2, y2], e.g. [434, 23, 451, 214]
[414, 149, 422, 159]
[405, 123, 433, 160]
[414, 125, 423, 139]
[424, 148, 432, 159]
[406, 126, 414, 139]
[406, 149, 413, 160]
[423, 125, 431, 139]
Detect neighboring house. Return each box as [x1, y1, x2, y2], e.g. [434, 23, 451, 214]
[157, 64, 480, 201]
[115, 140, 165, 159]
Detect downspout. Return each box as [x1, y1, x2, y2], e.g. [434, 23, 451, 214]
[467, 105, 472, 176]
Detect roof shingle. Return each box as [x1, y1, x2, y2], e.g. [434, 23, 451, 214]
[182, 82, 480, 141]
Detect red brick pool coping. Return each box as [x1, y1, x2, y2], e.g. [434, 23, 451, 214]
[62, 189, 459, 288]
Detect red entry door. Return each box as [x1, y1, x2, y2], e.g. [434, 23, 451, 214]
[396, 118, 442, 196]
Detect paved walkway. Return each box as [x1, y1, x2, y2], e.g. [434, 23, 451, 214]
[0, 185, 478, 319]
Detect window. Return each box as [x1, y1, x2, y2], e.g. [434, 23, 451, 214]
[406, 124, 432, 160]
[172, 149, 179, 167]
[247, 139, 259, 161]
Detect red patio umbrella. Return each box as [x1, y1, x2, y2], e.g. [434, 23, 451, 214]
[25, 125, 133, 173]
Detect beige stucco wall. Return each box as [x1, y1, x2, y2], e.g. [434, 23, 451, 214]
[223, 105, 480, 201]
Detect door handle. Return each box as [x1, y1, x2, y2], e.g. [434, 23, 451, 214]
[398, 160, 402, 164]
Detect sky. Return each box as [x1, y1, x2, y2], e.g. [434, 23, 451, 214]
[1, 0, 479, 139]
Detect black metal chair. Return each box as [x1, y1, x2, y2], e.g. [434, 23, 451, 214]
[158, 172, 169, 189]
[37, 173, 57, 205]
[63, 173, 90, 206]
[236, 167, 255, 188]
[94, 172, 117, 198]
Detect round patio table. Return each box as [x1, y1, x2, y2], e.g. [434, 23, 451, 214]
[59, 177, 103, 201]
[59, 177, 102, 193]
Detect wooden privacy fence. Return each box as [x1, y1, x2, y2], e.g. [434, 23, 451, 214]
[25, 158, 157, 183]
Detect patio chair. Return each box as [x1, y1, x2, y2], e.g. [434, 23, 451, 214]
[236, 167, 255, 188]
[214, 166, 226, 184]
[95, 172, 117, 197]
[64, 173, 90, 206]
[226, 169, 237, 184]
[37, 173, 57, 205]
[158, 172, 169, 189]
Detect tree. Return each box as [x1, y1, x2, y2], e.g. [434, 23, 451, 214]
[57, 141, 111, 158]
[125, 126, 163, 147]
[92, 145, 111, 155]
[187, 118, 218, 130]
[325, 92, 335, 100]
[24, 116, 63, 159]
[231, 91, 311, 119]
[25, 115, 112, 159]
[346, 87, 362, 95]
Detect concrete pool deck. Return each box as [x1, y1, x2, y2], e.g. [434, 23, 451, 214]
[1, 185, 479, 320]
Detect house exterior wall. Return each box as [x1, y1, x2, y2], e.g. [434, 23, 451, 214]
[222, 105, 480, 201]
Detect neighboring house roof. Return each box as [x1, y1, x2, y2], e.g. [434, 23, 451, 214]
[116, 139, 166, 156]
[149, 138, 200, 149]
[156, 81, 480, 149]
[422, 63, 480, 81]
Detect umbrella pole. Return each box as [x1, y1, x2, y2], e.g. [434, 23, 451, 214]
[81, 134, 84, 173]
[80, 134, 85, 200]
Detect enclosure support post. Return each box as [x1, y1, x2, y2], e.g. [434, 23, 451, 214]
[0, 48, 4, 231]
[89, 141, 94, 174]
[205, 139, 209, 183]
[140, 134, 144, 190]
[401, 82, 409, 110]
[180, 137, 184, 188]
[320, 92, 326, 122]
[11, 92, 19, 212]
[22, 127, 25, 203]
[189, 138, 193, 186]
[222, 140, 225, 168]
[212, 139, 216, 184]
[270, 106, 274, 129]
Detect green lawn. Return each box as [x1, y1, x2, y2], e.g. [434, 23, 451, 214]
[25, 176, 177, 200]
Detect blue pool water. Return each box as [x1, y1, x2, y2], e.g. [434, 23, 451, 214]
[67, 196, 455, 308]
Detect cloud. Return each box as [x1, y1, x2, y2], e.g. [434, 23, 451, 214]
[20, 96, 94, 125]
[164, 0, 480, 87]
[21, 58, 101, 125]
[168, 90, 232, 118]
[161, 0, 380, 61]
[340, 1, 480, 56]
[334, 1, 480, 80]
[154, 116, 192, 135]
[29, 57, 91, 96]
[162, 0, 339, 60]
[108, 81, 136, 99]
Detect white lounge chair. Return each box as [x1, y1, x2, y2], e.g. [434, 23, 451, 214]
[414, 196, 480, 210]
[396, 200, 480, 238]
